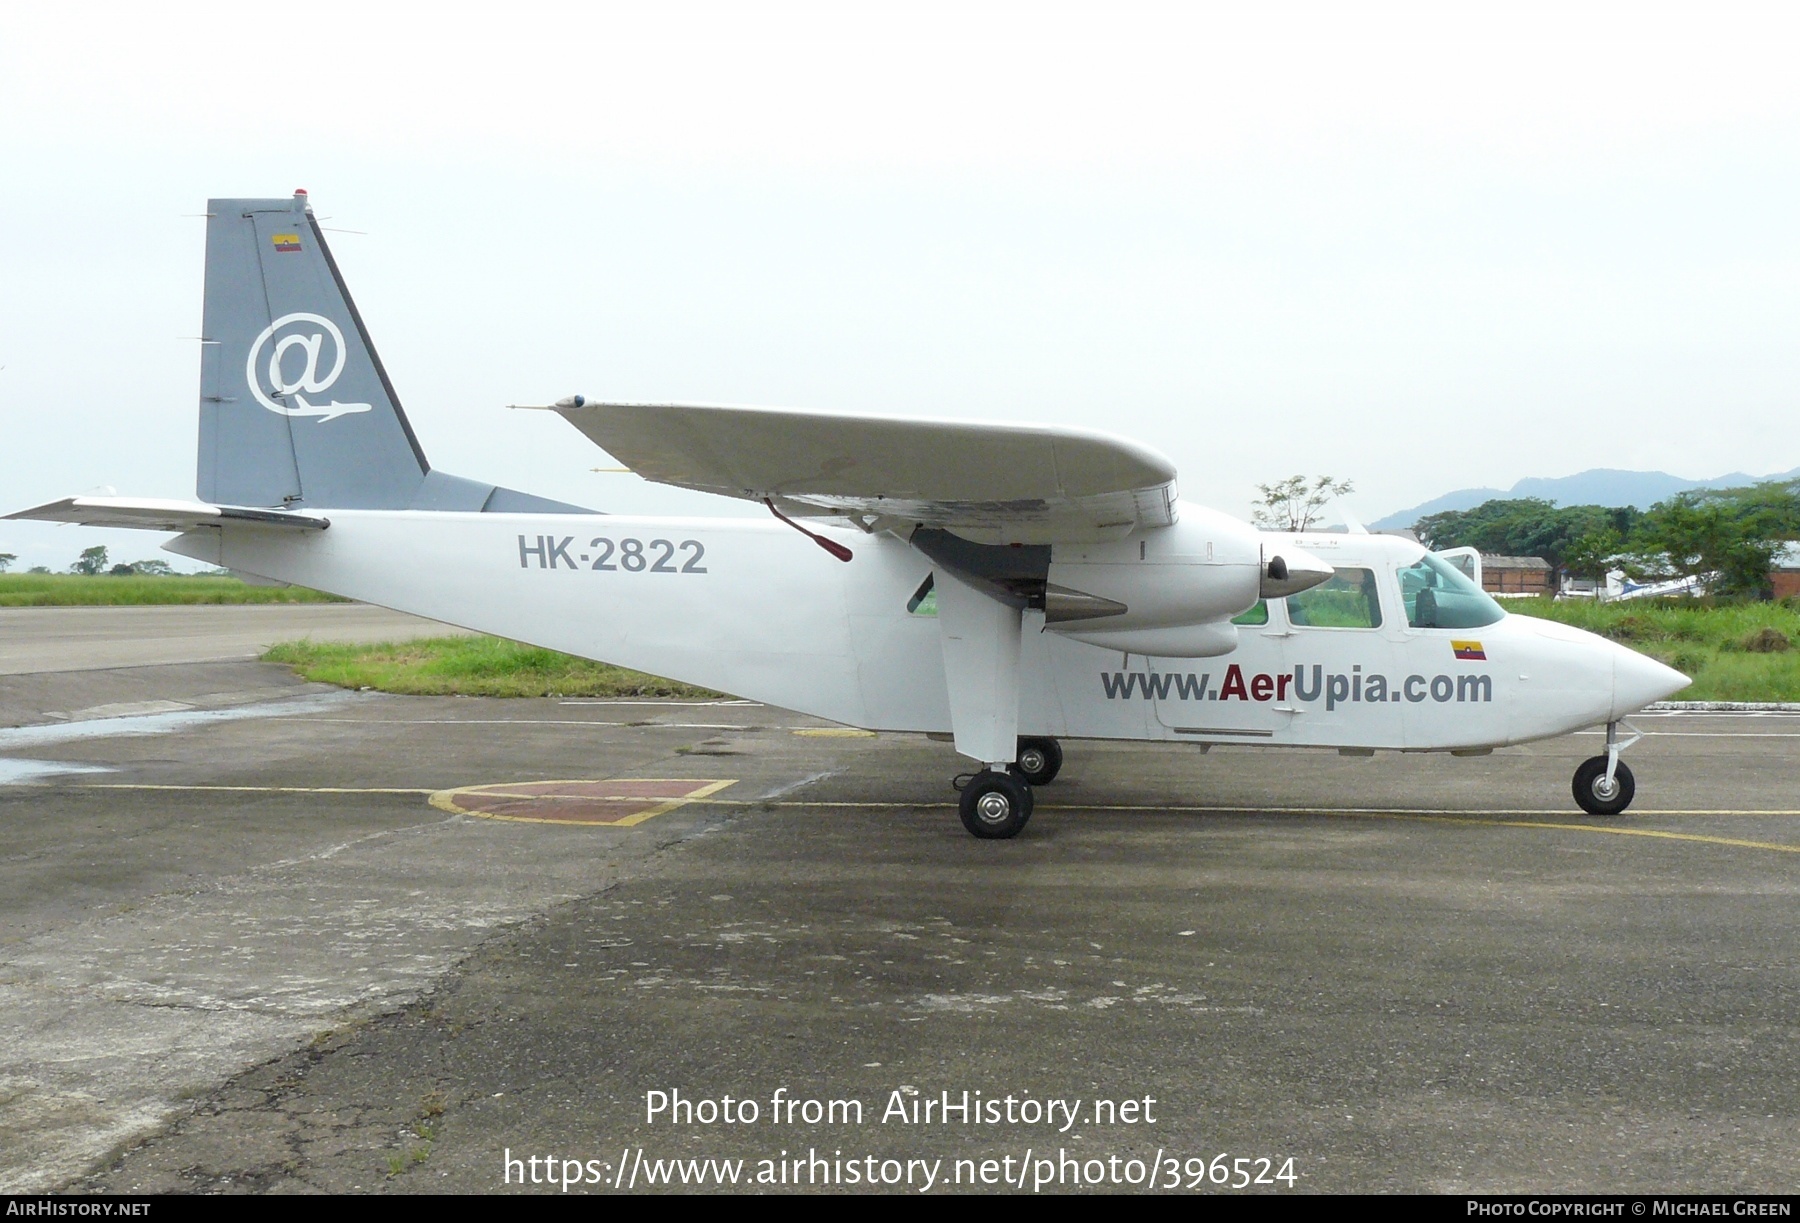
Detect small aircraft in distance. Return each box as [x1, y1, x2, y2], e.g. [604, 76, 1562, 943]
[10, 192, 1690, 838]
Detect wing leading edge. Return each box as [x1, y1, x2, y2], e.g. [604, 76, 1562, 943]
[553, 400, 1178, 545]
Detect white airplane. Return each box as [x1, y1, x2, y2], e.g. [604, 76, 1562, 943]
[9, 192, 1690, 838]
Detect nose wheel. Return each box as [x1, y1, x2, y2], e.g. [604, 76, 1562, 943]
[1572, 721, 1641, 816]
[1572, 756, 1635, 815]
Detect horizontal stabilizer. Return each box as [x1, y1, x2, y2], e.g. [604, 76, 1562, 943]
[553, 400, 1179, 545]
[6, 496, 330, 532]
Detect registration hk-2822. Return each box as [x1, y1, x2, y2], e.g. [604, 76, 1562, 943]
[518, 534, 707, 574]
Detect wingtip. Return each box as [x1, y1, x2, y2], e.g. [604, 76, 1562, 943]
[506, 395, 585, 412]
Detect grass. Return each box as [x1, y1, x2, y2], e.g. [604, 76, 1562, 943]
[1507, 596, 1800, 702]
[263, 635, 722, 699]
[0, 573, 345, 606]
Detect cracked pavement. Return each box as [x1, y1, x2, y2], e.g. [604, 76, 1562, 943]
[5, 609, 1800, 1193]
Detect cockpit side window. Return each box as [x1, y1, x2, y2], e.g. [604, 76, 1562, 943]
[1398, 552, 1506, 629]
[1284, 568, 1382, 629]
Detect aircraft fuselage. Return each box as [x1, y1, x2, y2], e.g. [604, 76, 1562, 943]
[169, 512, 1668, 755]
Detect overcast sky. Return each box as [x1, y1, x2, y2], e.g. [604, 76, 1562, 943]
[3, 2, 1798, 570]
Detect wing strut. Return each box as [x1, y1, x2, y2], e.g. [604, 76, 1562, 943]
[764, 498, 853, 563]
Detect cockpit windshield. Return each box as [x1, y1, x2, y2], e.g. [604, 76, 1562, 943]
[1398, 552, 1506, 629]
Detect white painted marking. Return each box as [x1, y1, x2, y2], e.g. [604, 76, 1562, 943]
[558, 700, 763, 707]
[0, 759, 114, 785]
[63, 700, 194, 721]
[757, 769, 839, 800]
[0, 692, 361, 749]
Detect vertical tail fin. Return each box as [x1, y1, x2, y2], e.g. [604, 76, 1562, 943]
[198, 191, 429, 508]
[197, 191, 585, 514]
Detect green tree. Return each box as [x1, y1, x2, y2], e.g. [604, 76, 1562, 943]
[1622, 490, 1788, 598]
[130, 559, 174, 576]
[1562, 528, 1623, 596]
[1719, 479, 1800, 538]
[0, 553, 15, 573]
[70, 545, 109, 576]
[1415, 499, 1641, 581]
[1252, 475, 1354, 532]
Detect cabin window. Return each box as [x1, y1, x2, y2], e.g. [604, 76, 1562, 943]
[1231, 600, 1269, 626]
[1398, 553, 1506, 629]
[1285, 568, 1382, 629]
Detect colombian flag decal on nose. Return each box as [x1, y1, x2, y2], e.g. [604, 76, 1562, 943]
[1452, 640, 1487, 661]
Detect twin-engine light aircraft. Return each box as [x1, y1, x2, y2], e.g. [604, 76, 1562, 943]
[11, 193, 1691, 838]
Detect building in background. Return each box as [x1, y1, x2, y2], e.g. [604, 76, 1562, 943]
[1481, 554, 1553, 597]
[1773, 543, 1800, 601]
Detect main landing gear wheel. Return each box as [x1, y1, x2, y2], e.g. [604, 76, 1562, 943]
[1014, 737, 1064, 786]
[959, 770, 1034, 839]
[1572, 755, 1636, 816]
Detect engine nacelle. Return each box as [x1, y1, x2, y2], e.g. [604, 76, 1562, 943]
[1046, 505, 1263, 657]
[1055, 620, 1242, 658]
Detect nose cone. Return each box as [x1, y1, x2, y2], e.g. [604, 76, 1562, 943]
[1261, 544, 1333, 599]
[1611, 646, 1690, 719]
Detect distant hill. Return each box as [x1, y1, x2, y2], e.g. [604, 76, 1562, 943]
[1372, 467, 1800, 531]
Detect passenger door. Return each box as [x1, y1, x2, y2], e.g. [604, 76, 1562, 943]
[1276, 566, 1405, 749]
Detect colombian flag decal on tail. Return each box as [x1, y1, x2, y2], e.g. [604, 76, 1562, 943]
[1452, 640, 1487, 661]
[271, 233, 302, 252]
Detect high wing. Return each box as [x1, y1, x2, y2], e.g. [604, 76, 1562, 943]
[6, 496, 330, 532]
[554, 401, 1178, 545]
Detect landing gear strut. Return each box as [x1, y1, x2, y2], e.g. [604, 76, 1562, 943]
[958, 768, 1034, 839]
[1572, 721, 1640, 816]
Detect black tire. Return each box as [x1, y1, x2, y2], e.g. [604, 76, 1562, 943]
[1572, 756, 1635, 816]
[1014, 737, 1064, 786]
[959, 770, 1034, 839]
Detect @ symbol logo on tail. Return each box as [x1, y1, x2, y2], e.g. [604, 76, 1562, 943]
[245, 312, 373, 422]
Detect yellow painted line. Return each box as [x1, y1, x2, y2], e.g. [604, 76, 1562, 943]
[71, 785, 1800, 821]
[429, 778, 737, 827]
[64, 784, 1800, 855]
[434, 789, 720, 803]
[1481, 820, 1800, 855]
[742, 801, 1800, 856]
[1032, 803, 1800, 819]
[590, 778, 738, 828]
[1031, 803, 1800, 854]
[612, 778, 739, 826]
[85, 783, 435, 794]
[1241, 808, 1800, 856]
[791, 728, 877, 738]
[694, 800, 1800, 856]
[1571, 810, 1800, 817]
[684, 799, 1800, 819]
